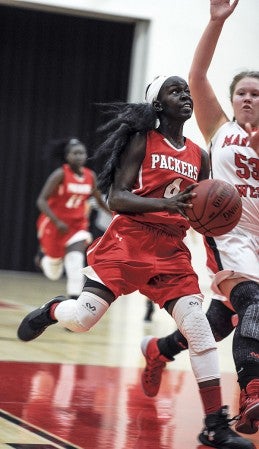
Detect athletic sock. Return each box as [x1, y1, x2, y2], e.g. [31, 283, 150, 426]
[199, 385, 222, 415]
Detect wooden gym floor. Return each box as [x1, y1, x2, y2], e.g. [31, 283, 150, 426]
[0, 233, 258, 449]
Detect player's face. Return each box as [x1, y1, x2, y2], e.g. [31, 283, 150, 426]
[232, 77, 259, 128]
[157, 76, 193, 121]
[66, 144, 87, 168]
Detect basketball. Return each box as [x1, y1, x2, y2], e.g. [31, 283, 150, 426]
[186, 179, 242, 237]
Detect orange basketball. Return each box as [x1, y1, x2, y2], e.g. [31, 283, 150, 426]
[186, 179, 242, 237]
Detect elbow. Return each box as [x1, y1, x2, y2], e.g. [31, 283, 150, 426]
[107, 195, 118, 211]
[108, 191, 127, 212]
[188, 71, 207, 87]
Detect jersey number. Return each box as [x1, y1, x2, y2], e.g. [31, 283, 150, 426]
[235, 154, 259, 180]
[65, 194, 84, 209]
[164, 178, 183, 198]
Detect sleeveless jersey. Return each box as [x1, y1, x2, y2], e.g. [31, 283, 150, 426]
[45, 163, 95, 224]
[128, 129, 203, 235]
[209, 121, 259, 236]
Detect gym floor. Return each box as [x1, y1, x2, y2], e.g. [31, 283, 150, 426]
[0, 233, 258, 449]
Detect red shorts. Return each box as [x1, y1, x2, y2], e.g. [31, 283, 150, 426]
[86, 215, 200, 308]
[37, 214, 88, 258]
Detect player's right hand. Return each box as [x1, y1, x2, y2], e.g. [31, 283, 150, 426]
[164, 184, 197, 219]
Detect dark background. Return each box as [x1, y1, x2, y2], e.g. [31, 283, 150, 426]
[0, 5, 135, 271]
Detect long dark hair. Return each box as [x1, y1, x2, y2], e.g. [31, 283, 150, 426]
[91, 102, 157, 193]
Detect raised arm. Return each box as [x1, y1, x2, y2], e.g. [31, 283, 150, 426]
[188, 0, 239, 144]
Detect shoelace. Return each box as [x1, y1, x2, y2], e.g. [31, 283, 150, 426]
[227, 415, 240, 426]
[204, 413, 240, 435]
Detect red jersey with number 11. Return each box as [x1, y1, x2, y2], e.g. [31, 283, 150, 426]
[46, 163, 94, 224]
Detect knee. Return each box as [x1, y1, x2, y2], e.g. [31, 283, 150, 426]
[206, 299, 235, 341]
[55, 292, 110, 333]
[230, 281, 259, 314]
[172, 295, 217, 354]
[41, 256, 63, 280]
[64, 251, 84, 273]
[230, 281, 259, 343]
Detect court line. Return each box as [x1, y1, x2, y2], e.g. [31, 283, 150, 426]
[0, 409, 82, 449]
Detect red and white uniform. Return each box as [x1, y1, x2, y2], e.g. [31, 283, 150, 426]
[205, 122, 259, 295]
[37, 164, 95, 258]
[84, 130, 204, 307]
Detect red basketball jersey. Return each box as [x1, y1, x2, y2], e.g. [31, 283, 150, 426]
[46, 163, 95, 223]
[130, 130, 202, 234]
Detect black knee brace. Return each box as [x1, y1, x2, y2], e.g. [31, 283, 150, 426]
[206, 299, 235, 342]
[230, 281, 259, 389]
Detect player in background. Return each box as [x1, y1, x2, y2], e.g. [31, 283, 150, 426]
[140, 0, 259, 439]
[35, 137, 111, 300]
[18, 75, 253, 449]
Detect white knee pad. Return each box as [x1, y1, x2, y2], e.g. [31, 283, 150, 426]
[41, 256, 64, 281]
[54, 292, 109, 333]
[64, 251, 85, 297]
[172, 295, 220, 382]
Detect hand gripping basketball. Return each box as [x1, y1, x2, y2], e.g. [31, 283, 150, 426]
[185, 179, 242, 237]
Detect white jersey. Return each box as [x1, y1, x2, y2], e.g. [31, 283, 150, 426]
[210, 121, 259, 236]
[206, 121, 259, 294]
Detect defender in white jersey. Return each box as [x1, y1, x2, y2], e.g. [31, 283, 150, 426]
[140, 0, 259, 443]
[207, 121, 259, 293]
[188, 0, 259, 437]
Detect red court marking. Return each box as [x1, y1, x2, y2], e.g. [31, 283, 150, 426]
[1, 361, 258, 449]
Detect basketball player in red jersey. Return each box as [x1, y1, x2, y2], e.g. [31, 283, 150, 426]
[18, 77, 253, 448]
[140, 0, 259, 442]
[36, 137, 111, 299]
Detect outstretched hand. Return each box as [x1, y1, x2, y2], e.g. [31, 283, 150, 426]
[165, 184, 198, 219]
[245, 123, 259, 156]
[210, 0, 239, 22]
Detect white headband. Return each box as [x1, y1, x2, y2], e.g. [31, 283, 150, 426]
[145, 75, 169, 104]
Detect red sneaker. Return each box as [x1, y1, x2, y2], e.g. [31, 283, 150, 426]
[141, 336, 171, 397]
[235, 379, 259, 434]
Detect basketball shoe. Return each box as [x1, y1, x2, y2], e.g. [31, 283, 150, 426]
[235, 379, 259, 434]
[17, 296, 67, 341]
[199, 405, 255, 448]
[141, 336, 171, 397]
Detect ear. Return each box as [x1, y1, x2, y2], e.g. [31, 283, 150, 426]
[153, 100, 163, 112]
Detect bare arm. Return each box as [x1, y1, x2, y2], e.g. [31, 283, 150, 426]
[188, 0, 239, 143]
[108, 132, 197, 218]
[198, 148, 211, 181]
[36, 168, 68, 233]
